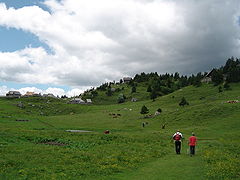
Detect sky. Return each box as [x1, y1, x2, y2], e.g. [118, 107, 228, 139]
[0, 0, 239, 97]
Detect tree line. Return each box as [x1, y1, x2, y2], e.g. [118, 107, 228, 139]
[81, 57, 240, 102]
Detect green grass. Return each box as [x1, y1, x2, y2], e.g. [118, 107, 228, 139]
[112, 154, 206, 180]
[0, 83, 240, 179]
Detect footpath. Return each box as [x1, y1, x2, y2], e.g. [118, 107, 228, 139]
[109, 152, 206, 180]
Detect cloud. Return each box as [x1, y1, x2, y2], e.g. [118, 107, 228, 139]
[0, 0, 240, 91]
[18, 87, 43, 95]
[0, 85, 87, 97]
[0, 85, 9, 96]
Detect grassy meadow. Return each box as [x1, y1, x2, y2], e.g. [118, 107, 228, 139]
[0, 83, 240, 179]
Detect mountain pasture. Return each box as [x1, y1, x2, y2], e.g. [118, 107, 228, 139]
[0, 83, 240, 179]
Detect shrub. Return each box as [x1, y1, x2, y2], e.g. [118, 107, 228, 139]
[218, 86, 223, 93]
[117, 94, 126, 103]
[179, 97, 189, 106]
[223, 83, 231, 90]
[140, 105, 149, 114]
[131, 86, 136, 93]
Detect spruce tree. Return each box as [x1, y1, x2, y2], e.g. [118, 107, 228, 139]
[150, 90, 157, 101]
[131, 86, 136, 93]
[147, 85, 152, 92]
[106, 88, 112, 96]
[211, 69, 223, 86]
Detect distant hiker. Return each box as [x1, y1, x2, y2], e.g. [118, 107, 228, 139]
[188, 133, 197, 156]
[142, 122, 145, 128]
[172, 130, 183, 154]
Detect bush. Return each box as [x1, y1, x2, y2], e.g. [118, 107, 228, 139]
[218, 86, 223, 93]
[140, 105, 149, 114]
[117, 94, 126, 103]
[223, 83, 231, 90]
[193, 79, 202, 87]
[179, 97, 189, 106]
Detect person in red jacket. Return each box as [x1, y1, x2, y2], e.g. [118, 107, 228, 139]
[188, 133, 197, 156]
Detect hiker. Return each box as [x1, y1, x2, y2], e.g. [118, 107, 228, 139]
[172, 130, 183, 154]
[188, 133, 197, 156]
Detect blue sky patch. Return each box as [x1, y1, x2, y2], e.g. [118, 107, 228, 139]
[0, 81, 71, 92]
[0, 0, 50, 12]
[0, 27, 51, 53]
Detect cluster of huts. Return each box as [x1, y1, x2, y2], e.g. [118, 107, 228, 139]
[5, 91, 92, 104]
[68, 98, 92, 104]
[6, 91, 56, 98]
[5, 91, 92, 105]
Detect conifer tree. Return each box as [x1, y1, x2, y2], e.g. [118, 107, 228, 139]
[150, 90, 157, 101]
[131, 86, 136, 93]
[147, 85, 152, 92]
[211, 69, 223, 86]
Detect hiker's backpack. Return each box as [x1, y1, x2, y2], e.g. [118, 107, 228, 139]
[174, 134, 181, 141]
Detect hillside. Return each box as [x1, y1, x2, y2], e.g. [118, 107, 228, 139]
[82, 82, 151, 105]
[81, 58, 240, 105]
[0, 82, 240, 179]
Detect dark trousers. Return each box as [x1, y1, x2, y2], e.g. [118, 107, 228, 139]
[190, 146, 195, 155]
[175, 141, 181, 154]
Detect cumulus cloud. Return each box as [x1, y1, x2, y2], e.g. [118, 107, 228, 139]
[0, 85, 87, 97]
[0, 85, 10, 96]
[18, 87, 43, 95]
[0, 0, 240, 91]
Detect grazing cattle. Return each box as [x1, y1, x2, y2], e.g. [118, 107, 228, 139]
[155, 111, 161, 116]
[104, 130, 110, 134]
[227, 100, 239, 103]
